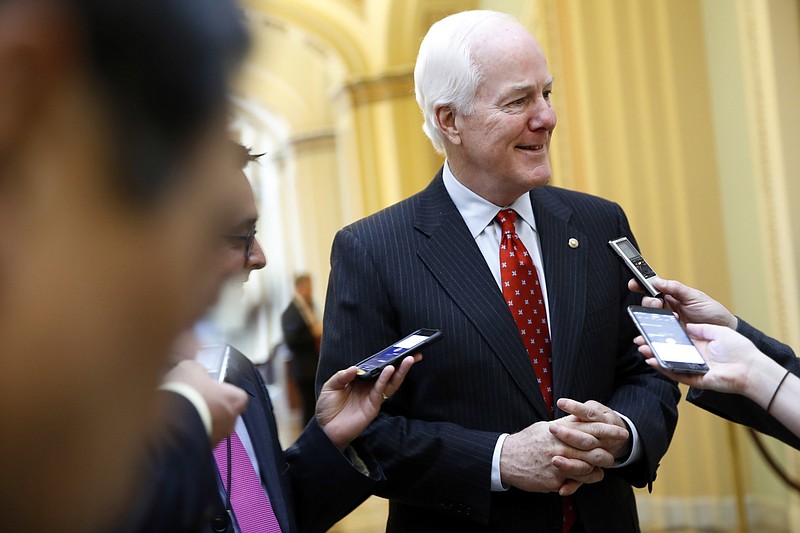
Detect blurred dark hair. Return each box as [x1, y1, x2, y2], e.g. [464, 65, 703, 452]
[71, 0, 250, 203]
[233, 141, 264, 169]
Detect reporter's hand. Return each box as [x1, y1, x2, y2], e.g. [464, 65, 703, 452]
[639, 323, 782, 403]
[162, 360, 248, 445]
[316, 354, 420, 451]
[628, 278, 737, 329]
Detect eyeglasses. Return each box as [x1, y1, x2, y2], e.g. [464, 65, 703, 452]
[225, 228, 256, 264]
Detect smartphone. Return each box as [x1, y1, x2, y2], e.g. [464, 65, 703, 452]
[355, 328, 442, 380]
[194, 344, 231, 383]
[628, 306, 709, 374]
[608, 237, 663, 298]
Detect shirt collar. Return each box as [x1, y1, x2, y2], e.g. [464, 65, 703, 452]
[443, 161, 538, 238]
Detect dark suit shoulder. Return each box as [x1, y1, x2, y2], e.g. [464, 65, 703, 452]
[538, 183, 618, 202]
[341, 171, 451, 234]
[114, 391, 220, 533]
[529, 185, 633, 246]
[348, 175, 623, 229]
[532, 184, 624, 215]
[343, 189, 423, 233]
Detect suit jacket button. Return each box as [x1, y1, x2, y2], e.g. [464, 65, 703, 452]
[211, 514, 229, 532]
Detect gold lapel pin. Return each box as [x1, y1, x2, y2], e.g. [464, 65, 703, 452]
[568, 238, 579, 249]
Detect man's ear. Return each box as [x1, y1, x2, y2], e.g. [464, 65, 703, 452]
[434, 105, 461, 146]
[0, 1, 77, 177]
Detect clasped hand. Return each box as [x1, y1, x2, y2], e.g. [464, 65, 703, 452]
[500, 398, 630, 496]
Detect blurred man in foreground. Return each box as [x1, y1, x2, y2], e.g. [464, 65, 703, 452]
[122, 143, 419, 532]
[0, 1, 248, 530]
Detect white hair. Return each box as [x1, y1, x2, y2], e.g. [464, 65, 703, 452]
[413, 10, 522, 155]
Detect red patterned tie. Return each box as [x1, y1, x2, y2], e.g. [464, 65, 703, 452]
[213, 431, 282, 533]
[497, 209, 553, 410]
[496, 209, 576, 532]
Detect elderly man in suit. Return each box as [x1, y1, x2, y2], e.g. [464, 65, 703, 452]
[316, 10, 680, 533]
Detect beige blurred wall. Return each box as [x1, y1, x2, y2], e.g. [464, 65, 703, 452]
[232, 1, 800, 530]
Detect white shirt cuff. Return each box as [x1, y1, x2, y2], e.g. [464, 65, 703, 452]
[491, 434, 511, 491]
[159, 381, 212, 439]
[611, 411, 641, 468]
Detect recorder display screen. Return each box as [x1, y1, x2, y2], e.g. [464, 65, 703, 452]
[618, 239, 639, 258]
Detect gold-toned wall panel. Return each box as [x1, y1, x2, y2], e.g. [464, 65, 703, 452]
[289, 133, 341, 300]
[540, 0, 728, 301]
[234, 1, 800, 529]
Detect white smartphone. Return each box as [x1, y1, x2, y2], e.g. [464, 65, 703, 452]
[628, 306, 709, 374]
[608, 237, 663, 298]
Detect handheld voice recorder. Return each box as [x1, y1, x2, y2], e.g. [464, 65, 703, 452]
[608, 237, 663, 298]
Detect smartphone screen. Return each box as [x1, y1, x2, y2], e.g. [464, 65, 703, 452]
[355, 328, 441, 380]
[628, 306, 708, 373]
[194, 344, 231, 382]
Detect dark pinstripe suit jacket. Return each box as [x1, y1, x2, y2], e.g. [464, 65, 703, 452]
[317, 171, 680, 532]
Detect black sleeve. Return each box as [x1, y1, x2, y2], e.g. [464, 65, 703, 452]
[281, 303, 316, 352]
[286, 418, 383, 533]
[112, 391, 222, 533]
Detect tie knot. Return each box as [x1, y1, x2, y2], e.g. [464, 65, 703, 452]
[496, 209, 518, 235]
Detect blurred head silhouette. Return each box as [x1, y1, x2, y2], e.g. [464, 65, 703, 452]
[0, 0, 249, 530]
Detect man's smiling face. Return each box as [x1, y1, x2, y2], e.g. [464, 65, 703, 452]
[449, 22, 557, 206]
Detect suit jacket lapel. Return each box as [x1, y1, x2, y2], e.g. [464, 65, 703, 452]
[529, 187, 587, 403]
[226, 349, 296, 533]
[414, 174, 550, 418]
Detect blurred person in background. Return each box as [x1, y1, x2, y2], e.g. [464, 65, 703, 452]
[0, 0, 248, 531]
[282, 274, 323, 426]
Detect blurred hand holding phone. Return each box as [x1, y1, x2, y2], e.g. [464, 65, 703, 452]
[194, 344, 232, 383]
